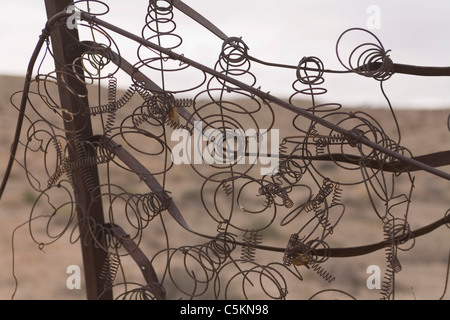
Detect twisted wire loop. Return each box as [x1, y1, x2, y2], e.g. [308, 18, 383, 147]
[59, 2, 120, 83]
[135, 0, 206, 93]
[336, 28, 394, 81]
[152, 246, 219, 299]
[135, 91, 193, 131]
[283, 234, 335, 283]
[258, 180, 293, 210]
[189, 35, 274, 181]
[241, 230, 262, 262]
[213, 260, 289, 300]
[290, 56, 327, 108]
[4, 0, 449, 300]
[111, 282, 166, 300]
[87, 76, 136, 117]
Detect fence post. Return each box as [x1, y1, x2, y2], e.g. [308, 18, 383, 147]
[44, 0, 112, 300]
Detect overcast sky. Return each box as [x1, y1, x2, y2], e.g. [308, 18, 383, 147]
[1, 0, 449, 109]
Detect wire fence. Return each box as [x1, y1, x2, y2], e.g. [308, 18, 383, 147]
[1, 0, 449, 300]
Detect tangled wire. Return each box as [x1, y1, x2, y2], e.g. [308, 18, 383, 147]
[1, 0, 449, 300]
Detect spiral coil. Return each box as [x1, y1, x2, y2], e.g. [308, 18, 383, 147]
[213, 37, 256, 91]
[69, 216, 117, 251]
[380, 266, 395, 300]
[130, 93, 192, 131]
[47, 137, 66, 188]
[275, 157, 304, 187]
[315, 133, 347, 156]
[304, 178, 335, 213]
[383, 219, 403, 273]
[63, 143, 112, 172]
[315, 138, 326, 156]
[208, 232, 236, 265]
[290, 56, 327, 106]
[313, 207, 334, 234]
[257, 181, 294, 210]
[108, 74, 117, 102]
[241, 230, 262, 262]
[131, 104, 155, 129]
[5, 0, 448, 300]
[380, 219, 402, 300]
[87, 81, 136, 116]
[75, 137, 94, 192]
[309, 261, 336, 283]
[331, 183, 343, 207]
[336, 28, 394, 81]
[104, 75, 119, 136]
[280, 190, 294, 209]
[133, 191, 171, 223]
[100, 252, 121, 290]
[47, 166, 64, 189]
[143, 0, 180, 54]
[283, 233, 335, 282]
[172, 98, 194, 109]
[58, 138, 111, 193]
[283, 233, 307, 266]
[136, 0, 207, 93]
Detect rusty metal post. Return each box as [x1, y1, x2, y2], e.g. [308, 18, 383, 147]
[44, 0, 112, 300]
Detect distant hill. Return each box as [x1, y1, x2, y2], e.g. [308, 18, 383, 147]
[0, 73, 449, 299]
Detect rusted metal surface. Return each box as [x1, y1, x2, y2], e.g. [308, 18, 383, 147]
[44, 0, 112, 300]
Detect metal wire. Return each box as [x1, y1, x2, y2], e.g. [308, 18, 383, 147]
[2, 0, 449, 300]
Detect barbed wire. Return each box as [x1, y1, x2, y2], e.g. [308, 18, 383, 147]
[1, 0, 449, 300]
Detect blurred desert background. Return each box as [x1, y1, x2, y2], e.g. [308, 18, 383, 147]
[0, 73, 449, 300]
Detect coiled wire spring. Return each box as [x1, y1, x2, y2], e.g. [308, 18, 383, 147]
[258, 182, 293, 209]
[87, 78, 136, 116]
[48, 137, 113, 190]
[241, 230, 262, 262]
[290, 56, 327, 107]
[100, 252, 121, 290]
[314, 133, 347, 156]
[380, 218, 402, 300]
[131, 93, 193, 131]
[283, 234, 335, 283]
[304, 178, 335, 213]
